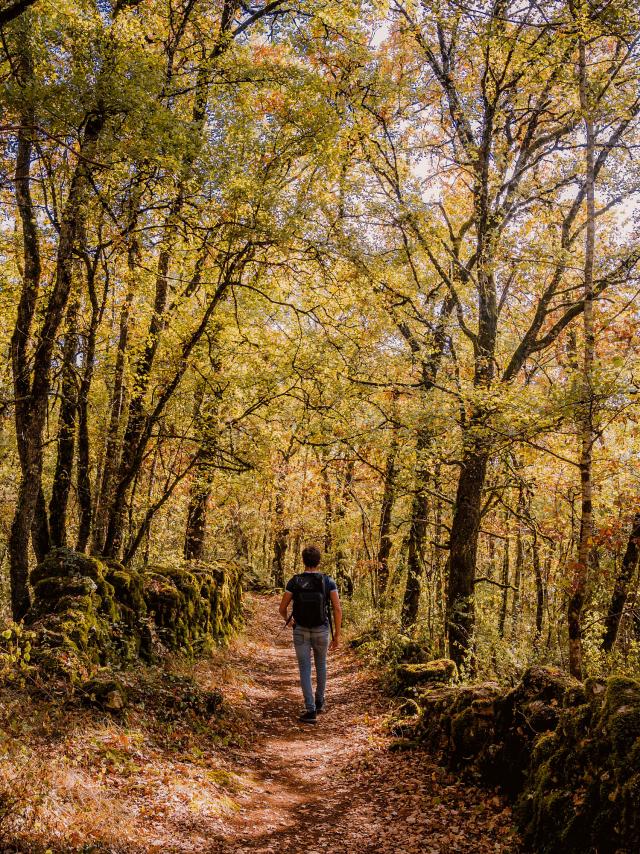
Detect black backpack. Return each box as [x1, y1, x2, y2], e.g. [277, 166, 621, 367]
[291, 572, 330, 628]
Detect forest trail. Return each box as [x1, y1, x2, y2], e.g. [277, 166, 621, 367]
[2, 595, 520, 853]
[206, 595, 521, 854]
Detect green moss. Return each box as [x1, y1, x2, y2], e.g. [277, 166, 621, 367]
[608, 706, 640, 754]
[30, 548, 103, 586]
[517, 674, 640, 853]
[143, 561, 241, 653]
[105, 563, 146, 615]
[395, 659, 456, 690]
[600, 676, 640, 719]
[26, 552, 242, 684]
[395, 663, 640, 852]
[32, 575, 97, 601]
[81, 671, 127, 711]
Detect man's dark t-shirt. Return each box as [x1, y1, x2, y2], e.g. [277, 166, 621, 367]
[286, 572, 337, 627]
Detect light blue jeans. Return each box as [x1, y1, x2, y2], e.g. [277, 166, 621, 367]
[293, 624, 330, 712]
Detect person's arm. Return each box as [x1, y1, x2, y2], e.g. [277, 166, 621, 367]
[329, 589, 342, 650]
[279, 591, 293, 622]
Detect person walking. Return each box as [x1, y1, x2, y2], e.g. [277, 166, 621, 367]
[279, 545, 342, 723]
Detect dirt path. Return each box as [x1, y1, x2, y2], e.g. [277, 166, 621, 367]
[1, 594, 521, 853]
[207, 595, 521, 854]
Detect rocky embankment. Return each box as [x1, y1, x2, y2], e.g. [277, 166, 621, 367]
[390, 660, 640, 853]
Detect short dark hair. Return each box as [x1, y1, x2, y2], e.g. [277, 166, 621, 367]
[301, 545, 321, 568]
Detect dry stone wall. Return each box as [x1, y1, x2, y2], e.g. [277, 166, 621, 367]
[24, 548, 242, 682]
[393, 663, 640, 853]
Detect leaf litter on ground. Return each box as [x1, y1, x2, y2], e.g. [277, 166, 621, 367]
[0, 594, 521, 853]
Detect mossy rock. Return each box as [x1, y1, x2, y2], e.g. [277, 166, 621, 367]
[105, 563, 146, 616]
[30, 548, 104, 586]
[599, 675, 640, 721]
[451, 703, 495, 762]
[397, 634, 431, 664]
[32, 575, 98, 602]
[26, 551, 242, 685]
[143, 561, 241, 653]
[518, 675, 640, 853]
[395, 659, 456, 690]
[401, 664, 640, 852]
[348, 627, 381, 649]
[81, 672, 127, 712]
[27, 550, 148, 679]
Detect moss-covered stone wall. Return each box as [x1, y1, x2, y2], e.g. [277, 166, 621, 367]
[24, 548, 242, 681]
[393, 664, 640, 853]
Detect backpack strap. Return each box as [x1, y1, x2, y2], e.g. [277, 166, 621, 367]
[323, 574, 334, 641]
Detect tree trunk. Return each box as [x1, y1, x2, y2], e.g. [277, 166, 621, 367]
[9, 60, 104, 616]
[602, 512, 640, 652]
[432, 466, 446, 648]
[499, 510, 510, 639]
[184, 485, 210, 562]
[447, 446, 489, 667]
[9, 32, 41, 618]
[511, 489, 525, 635]
[568, 35, 596, 681]
[271, 455, 290, 587]
[102, 217, 178, 557]
[183, 371, 222, 562]
[334, 459, 355, 598]
[321, 462, 333, 555]
[401, 426, 430, 630]
[76, 259, 105, 552]
[49, 300, 80, 548]
[31, 488, 51, 564]
[271, 482, 289, 589]
[377, 425, 398, 601]
[532, 534, 545, 639]
[183, 478, 206, 554]
[92, 235, 138, 553]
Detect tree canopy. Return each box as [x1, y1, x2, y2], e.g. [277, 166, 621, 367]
[1, 0, 640, 680]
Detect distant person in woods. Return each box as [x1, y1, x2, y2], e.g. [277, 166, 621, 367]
[279, 545, 342, 724]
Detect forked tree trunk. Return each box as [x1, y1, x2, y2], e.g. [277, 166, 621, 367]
[102, 63, 213, 559]
[9, 95, 105, 617]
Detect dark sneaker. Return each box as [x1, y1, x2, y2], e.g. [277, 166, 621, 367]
[315, 702, 325, 713]
[298, 710, 317, 724]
